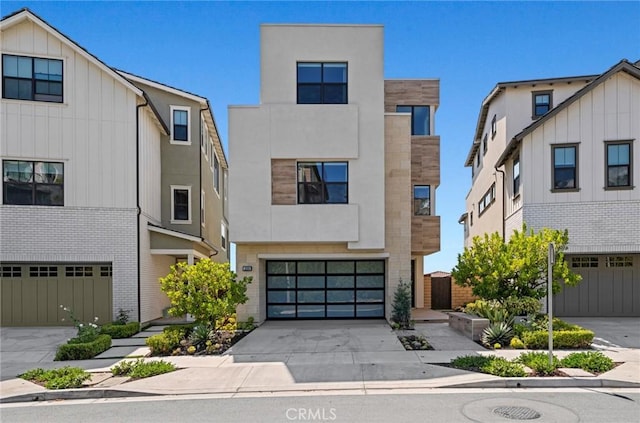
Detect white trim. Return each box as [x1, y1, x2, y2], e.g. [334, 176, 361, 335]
[118, 71, 206, 103]
[150, 249, 208, 259]
[170, 105, 191, 145]
[220, 222, 228, 251]
[148, 224, 201, 242]
[200, 115, 207, 156]
[201, 190, 205, 228]
[257, 253, 390, 259]
[170, 185, 192, 224]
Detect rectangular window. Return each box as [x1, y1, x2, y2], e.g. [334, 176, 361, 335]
[396, 105, 430, 136]
[221, 223, 227, 250]
[482, 134, 488, 156]
[170, 106, 190, 143]
[65, 266, 92, 277]
[606, 141, 632, 188]
[3, 160, 64, 206]
[513, 156, 520, 196]
[571, 257, 598, 268]
[297, 62, 347, 104]
[171, 185, 191, 223]
[2, 54, 63, 103]
[201, 190, 205, 227]
[553, 145, 578, 190]
[478, 183, 495, 215]
[100, 265, 112, 277]
[532, 90, 552, 118]
[297, 162, 348, 204]
[30, 266, 57, 277]
[1, 266, 21, 277]
[491, 115, 497, 139]
[606, 256, 633, 268]
[213, 154, 220, 193]
[413, 185, 431, 216]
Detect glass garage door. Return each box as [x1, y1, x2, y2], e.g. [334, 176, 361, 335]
[266, 260, 385, 319]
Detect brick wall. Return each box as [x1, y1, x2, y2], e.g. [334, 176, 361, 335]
[0, 206, 138, 320]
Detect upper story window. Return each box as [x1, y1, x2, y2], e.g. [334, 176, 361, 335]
[2, 54, 63, 103]
[297, 62, 347, 104]
[478, 183, 495, 215]
[297, 162, 348, 204]
[532, 90, 552, 119]
[170, 106, 190, 143]
[213, 154, 220, 194]
[482, 134, 488, 156]
[491, 115, 497, 139]
[476, 150, 481, 167]
[606, 141, 632, 189]
[396, 105, 430, 135]
[552, 144, 578, 190]
[413, 185, 431, 216]
[571, 257, 598, 268]
[3, 160, 64, 206]
[513, 156, 520, 196]
[201, 190, 206, 227]
[606, 256, 633, 267]
[171, 185, 191, 224]
[221, 222, 227, 251]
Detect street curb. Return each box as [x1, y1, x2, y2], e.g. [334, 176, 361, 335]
[3, 378, 639, 403]
[0, 389, 158, 404]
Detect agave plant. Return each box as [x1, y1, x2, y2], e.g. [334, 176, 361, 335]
[188, 324, 214, 347]
[481, 322, 514, 348]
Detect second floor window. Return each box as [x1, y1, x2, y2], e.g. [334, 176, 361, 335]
[491, 115, 497, 139]
[478, 183, 495, 215]
[553, 145, 578, 190]
[606, 141, 632, 188]
[2, 54, 63, 103]
[213, 154, 220, 193]
[532, 90, 552, 118]
[297, 162, 348, 204]
[513, 156, 520, 196]
[413, 185, 431, 216]
[171, 186, 191, 223]
[396, 105, 430, 136]
[171, 107, 190, 143]
[297, 62, 347, 104]
[3, 160, 64, 206]
[482, 134, 488, 156]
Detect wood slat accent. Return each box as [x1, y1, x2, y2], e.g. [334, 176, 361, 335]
[412, 215, 441, 255]
[271, 159, 297, 205]
[384, 80, 440, 112]
[411, 136, 440, 186]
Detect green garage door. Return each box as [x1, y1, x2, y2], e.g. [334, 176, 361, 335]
[0, 264, 112, 326]
[266, 260, 385, 319]
[554, 255, 640, 317]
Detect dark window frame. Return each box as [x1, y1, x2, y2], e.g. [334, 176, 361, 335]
[478, 183, 496, 216]
[551, 144, 579, 192]
[413, 185, 431, 216]
[491, 114, 497, 139]
[172, 108, 189, 142]
[2, 160, 64, 206]
[513, 156, 520, 197]
[532, 90, 553, 119]
[297, 161, 348, 204]
[172, 187, 191, 222]
[2, 54, 63, 103]
[605, 140, 633, 189]
[396, 105, 431, 136]
[297, 62, 348, 104]
[482, 134, 488, 156]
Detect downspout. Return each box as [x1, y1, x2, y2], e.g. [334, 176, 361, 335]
[495, 166, 506, 240]
[199, 104, 210, 255]
[135, 99, 148, 323]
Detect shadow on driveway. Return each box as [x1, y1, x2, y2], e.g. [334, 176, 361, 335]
[563, 317, 640, 348]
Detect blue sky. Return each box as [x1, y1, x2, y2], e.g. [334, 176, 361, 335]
[3, 1, 639, 273]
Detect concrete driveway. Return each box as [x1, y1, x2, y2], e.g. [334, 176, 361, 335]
[564, 317, 640, 348]
[0, 327, 122, 381]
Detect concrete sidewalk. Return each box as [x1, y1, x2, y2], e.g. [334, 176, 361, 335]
[1, 321, 639, 403]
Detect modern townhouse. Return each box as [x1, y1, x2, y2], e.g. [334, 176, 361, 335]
[0, 9, 228, 326]
[460, 59, 640, 317]
[229, 24, 441, 322]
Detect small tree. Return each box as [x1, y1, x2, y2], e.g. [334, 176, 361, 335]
[452, 225, 581, 309]
[160, 260, 251, 329]
[391, 279, 412, 329]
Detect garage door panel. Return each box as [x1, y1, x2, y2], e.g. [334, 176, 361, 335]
[36, 279, 48, 323]
[47, 279, 60, 323]
[93, 278, 112, 324]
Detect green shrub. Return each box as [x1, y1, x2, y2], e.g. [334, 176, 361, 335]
[391, 279, 412, 329]
[55, 334, 112, 361]
[521, 329, 594, 349]
[238, 316, 256, 331]
[510, 337, 525, 349]
[450, 355, 493, 372]
[110, 358, 176, 379]
[500, 296, 541, 317]
[163, 324, 195, 338]
[464, 299, 511, 323]
[189, 324, 214, 346]
[481, 322, 514, 347]
[19, 366, 91, 389]
[481, 357, 527, 377]
[516, 351, 559, 376]
[114, 308, 132, 325]
[146, 332, 182, 356]
[100, 322, 140, 338]
[560, 351, 615, 374]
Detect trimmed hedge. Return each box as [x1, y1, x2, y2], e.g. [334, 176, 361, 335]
[146, 331, 183, 355]
[55, 334, 112, 361]
[521, 329, 594, 349]
[101, 322, 140, 339]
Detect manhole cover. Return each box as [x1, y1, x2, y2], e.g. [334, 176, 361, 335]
[493, 406, 541, 420]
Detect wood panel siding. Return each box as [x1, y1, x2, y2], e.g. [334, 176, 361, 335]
[271, 159, 297, 205]
[411, 136, 440, 185]
[384, 80, 440, 111]
[412, 215, 440, 255]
